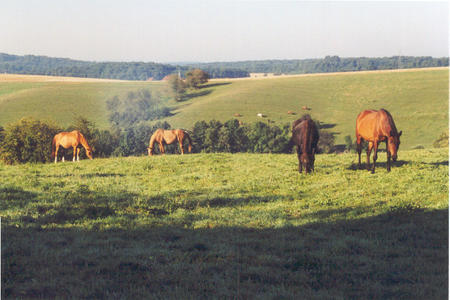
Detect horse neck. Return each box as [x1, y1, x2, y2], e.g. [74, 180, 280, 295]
[78, 133, 91, 150]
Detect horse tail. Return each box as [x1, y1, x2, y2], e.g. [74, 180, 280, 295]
[51, 136, 57, 158]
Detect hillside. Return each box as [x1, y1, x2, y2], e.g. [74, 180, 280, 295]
[1, 149, 448, 298]
[0, 68, 448, 149]
[162, 67, 449, 149]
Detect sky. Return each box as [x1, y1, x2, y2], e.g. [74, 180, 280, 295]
[0, 1, 448, 63]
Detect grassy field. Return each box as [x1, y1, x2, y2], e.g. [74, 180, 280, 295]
[0, 79, 165, 129]
[0, 68, 448, 149]
[2, 149, 448, 299]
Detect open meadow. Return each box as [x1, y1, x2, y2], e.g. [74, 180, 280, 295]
[2, 149, 448, 299]
[0, 67, 448, 149]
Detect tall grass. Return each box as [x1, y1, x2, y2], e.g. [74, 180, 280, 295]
[2, 149, 448, 298]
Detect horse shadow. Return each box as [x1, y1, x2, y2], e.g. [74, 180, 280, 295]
[347, 160, 410, 171]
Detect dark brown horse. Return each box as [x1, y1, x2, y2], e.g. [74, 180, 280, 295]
[148, 129, 192, 156]
[291, 115, 319, 174]
[356, 109, 402, 173]
[52, 130, 93, 163]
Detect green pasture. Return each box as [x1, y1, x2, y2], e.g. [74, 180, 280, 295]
[163, 69, 449, 149]
[0, 68, 448, 149]
[2, 149, 448, 298]
[0, 81, 165, 129]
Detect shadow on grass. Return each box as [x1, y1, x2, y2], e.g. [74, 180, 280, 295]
[426, 160, 449, 167]
[347, 160, 410, 171]
[201, 82, 232, 88]
[0, 187, 38, 210]
[2, 208, 447, 299]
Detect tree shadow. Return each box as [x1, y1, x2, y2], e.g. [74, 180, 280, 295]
[179, 90, 212, 102]
[2, 208, 447, 299]
[201, 82, 232, 88]
[0, 187, 38, 210]
[318, 123, 337, 129]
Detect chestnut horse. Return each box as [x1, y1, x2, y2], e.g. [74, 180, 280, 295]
[52, 130, 93, 163]
[147, 129, 192, 156]
[291, 115, 319, 174]
[356, 109, 402, 173]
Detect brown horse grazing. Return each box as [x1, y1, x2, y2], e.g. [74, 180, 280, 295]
[52, 130, 93, 163]
[356, 109, 402, 173]
[147, 129, 192, 156]
[291, 115, 319, 174]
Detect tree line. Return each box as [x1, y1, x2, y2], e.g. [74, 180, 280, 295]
[1, 53, 447, 81]
[0, 53, 249, 80]
[189, 56, 449, 74]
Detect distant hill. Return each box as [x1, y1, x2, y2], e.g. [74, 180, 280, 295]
[0, 53, 249, 81]
[0, 53, 447, 81]
[189, 55, 449, 75]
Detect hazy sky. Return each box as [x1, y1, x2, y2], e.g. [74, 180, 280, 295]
[0, 1, 448, 63]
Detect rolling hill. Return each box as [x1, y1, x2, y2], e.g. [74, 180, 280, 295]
[0, 67, 448, 149]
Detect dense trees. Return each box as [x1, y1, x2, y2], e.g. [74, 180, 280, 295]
[185, 69, 209, 89]
[0, 53, 249, 80]
[0, 118, 61, 164]
[106, 89, 171, 127]
[190, 56, 449, 75]
[2, 53, 446, 81]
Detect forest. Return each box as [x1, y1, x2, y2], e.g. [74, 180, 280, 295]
[0, 53, 447, 81]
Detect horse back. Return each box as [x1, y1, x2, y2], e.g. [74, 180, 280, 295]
[292, 119, 319, 153]
[356, 109, 396, 141]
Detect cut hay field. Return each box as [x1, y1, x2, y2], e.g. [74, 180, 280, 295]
[1, 149, 448, 298]
[0, 67, 448, 149]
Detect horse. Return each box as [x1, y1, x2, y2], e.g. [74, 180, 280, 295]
[356, 109, 402, 173]
[52, 130, 93, 163]
[147, 129, 192, 156]
[291, 115, 319, 174]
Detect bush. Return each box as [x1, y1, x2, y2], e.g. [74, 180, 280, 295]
[0, 118, 61, 164]
[433, 132, 449, 148]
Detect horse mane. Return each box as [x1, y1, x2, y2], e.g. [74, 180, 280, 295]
[379, 108, 399, 136]
[76, 131, 91, 150]
[292, 114, 312, 131]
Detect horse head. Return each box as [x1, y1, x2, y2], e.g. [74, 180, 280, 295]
[86, 148, 93, 160]
[147, 147, 153, 156]
[388, 130, 402, 161]
[300, 153, 314, 174]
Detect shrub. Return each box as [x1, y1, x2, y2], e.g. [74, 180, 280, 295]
[0, 118, 61, 164]
[433, 132, 449, 148]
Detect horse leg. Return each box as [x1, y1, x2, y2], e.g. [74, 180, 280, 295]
[73, 147, 77, 162]
[297, 147, 302, 173]
[179, 139, 184, 155]
[55, 145, 59, 163]
[77, 148, 81, 162]
[366, 142, 373, 171]
[356, 136, 362, 169]
[371, 141, 379, 174]
[159, 143, 165, 155]
[386, 141, 391, 172]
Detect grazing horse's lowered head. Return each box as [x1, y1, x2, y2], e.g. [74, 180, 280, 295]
[291, 115, 319, 174]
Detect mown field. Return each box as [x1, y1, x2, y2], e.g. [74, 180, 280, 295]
[2, 149, 448, 299]
[0, 68, 448, 149]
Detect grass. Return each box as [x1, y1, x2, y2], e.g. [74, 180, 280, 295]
[0, 68, 448, 149]
[0, 80, 166, 129]
[1, 149, 448, 299]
